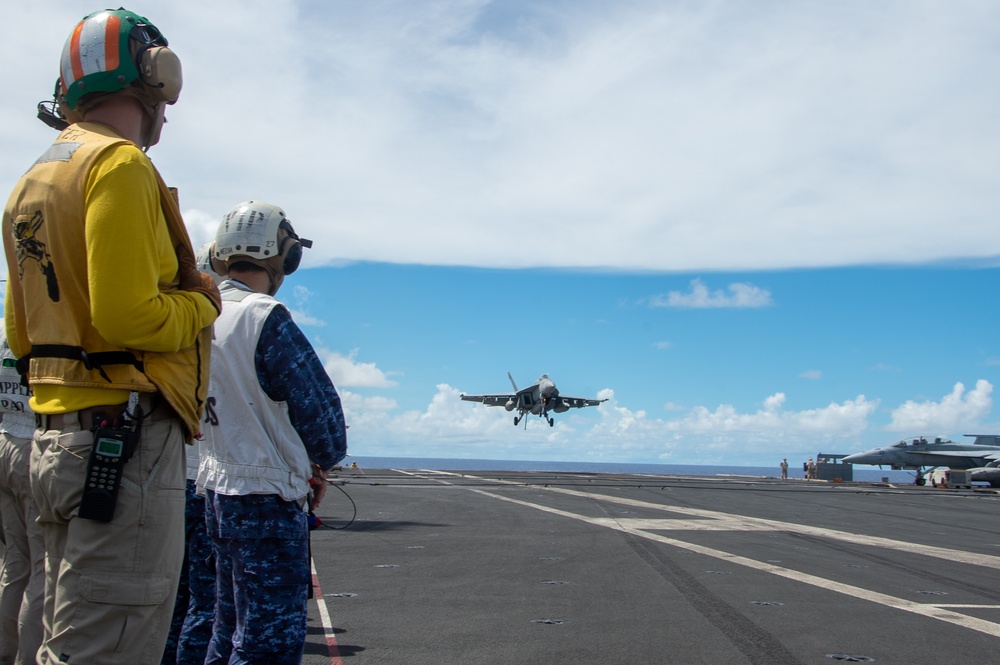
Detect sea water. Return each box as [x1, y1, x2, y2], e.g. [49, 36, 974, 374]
[347, 456, 915, 483]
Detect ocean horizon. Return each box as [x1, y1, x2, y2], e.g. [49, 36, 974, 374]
[346, 456, 917, 483]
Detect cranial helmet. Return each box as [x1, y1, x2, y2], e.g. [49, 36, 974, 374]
[58, 8, 181, 111]
[195, 242, 225, 286]
[211, 201, 313, 295]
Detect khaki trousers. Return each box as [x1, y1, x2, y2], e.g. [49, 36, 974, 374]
[0, 432, 44, 665]
[31, 414, 185, 665]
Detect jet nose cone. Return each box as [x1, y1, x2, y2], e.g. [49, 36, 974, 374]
[843, 450, 882, 465]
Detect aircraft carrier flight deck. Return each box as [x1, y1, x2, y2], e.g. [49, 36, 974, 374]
[302, 469, 1000, 664]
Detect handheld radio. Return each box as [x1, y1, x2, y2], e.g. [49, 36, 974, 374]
[78, 397, 143, 522]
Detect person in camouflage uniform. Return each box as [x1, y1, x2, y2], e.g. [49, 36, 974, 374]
[196, 201, 347, 664]
[162, 244, 224, 665]
[161, 479, 216, 664]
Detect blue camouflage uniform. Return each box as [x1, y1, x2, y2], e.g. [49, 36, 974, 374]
[162, 479, 215, 665]
[202, 298, 346, 665]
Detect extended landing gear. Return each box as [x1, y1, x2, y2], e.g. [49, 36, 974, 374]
[514, 414, 554, 427]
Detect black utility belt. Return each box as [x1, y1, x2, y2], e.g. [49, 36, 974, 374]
[34, 394, 174, 431]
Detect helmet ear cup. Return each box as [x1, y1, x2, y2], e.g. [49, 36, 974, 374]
[138, 46, 182, 103]
[209, 241, 228, 277]
[281, 239, 303, 275]
[210, 256, 228, 276]
[276, 220, 306, 275]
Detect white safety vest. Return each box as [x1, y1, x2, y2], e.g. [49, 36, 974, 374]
[196, 281, 311, 501]
[0, 333, 34, 439]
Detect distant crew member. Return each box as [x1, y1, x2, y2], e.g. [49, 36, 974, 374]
[162, 244, 225, 664]
[779, 458, 789, 480]
[806, 457, 817, 480]
[0, 328, 42, 665]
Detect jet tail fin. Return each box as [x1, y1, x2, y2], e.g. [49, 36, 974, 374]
[508, 371, 519, 392]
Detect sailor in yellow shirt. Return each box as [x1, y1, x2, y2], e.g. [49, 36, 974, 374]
[1, 9, 219, 665]
[11, 136, 218, 416]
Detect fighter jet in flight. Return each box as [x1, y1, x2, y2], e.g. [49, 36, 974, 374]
[460, 373, 606, 428]
[843, 434, 1000, 485]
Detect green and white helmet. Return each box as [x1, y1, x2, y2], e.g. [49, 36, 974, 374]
[59, 8, 181, 110]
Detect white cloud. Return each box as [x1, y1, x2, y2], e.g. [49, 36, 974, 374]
[287, 286, 325, 327]
[800, 370, 822, 380]
[289, 310, 326, 327]
[4, 1, 998, 274]
[887, 379, 993, 432]
[647, 279, 773, 309]
[342, 383, 882, 465]
[317, 348, 398, 388]
[652, 341, 673, 350]
[640, 392, 877, 436]
[183, 208, 220, 253]
[341, 390, 398, 413]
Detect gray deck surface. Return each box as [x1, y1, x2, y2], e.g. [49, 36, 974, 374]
[302, 468, 1000, 664]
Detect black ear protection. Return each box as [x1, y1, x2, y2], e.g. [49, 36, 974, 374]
[277, 220, 313, 275]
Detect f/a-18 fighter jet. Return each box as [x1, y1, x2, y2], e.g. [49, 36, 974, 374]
[843, 434, 1000, 485]
[460, 373, 606, 428]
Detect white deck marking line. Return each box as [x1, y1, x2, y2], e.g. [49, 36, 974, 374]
[404, 470, 1000, 639]
[415, 470, 1000, 571]
[592, 517, 805, 531]
[311, 557, 344, 664]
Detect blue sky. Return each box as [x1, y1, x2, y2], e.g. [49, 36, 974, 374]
[2, 1, 999, 466]
[281, 263, 999, 465]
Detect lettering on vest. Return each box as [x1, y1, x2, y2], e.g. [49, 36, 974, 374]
[13, 210, 60, 302]
[0, 381, 31, 397]
[203, 395, 219, 427]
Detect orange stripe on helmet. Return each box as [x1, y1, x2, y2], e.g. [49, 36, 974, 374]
[68, 21, 86, 84]
[104, 14, 121, 73]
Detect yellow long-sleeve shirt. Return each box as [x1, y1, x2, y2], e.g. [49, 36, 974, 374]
[4, 123, 216, 415]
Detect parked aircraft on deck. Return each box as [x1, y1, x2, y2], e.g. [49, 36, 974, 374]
[843, 434, 1000, 485]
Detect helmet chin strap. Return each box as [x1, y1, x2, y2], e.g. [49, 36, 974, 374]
[142, 103, 166, 152]
[268, 272, 285, 297]
[120, 86, 166, 151]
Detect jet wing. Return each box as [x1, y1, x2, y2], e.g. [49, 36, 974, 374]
[460, 393, 514, 407]
[936, 450, 1000, 460]
[553, 396, 607, 409]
